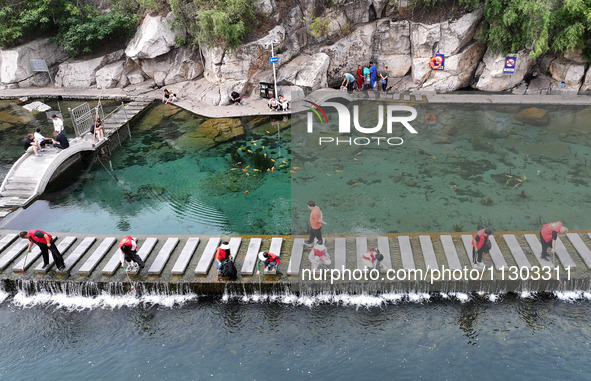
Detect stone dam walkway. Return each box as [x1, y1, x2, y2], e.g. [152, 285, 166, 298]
[1, 230, 591, 293]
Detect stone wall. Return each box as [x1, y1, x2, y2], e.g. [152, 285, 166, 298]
[1, 1, 590, 104]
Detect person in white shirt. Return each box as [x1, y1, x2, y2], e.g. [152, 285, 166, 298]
[52, 114, 64, 133]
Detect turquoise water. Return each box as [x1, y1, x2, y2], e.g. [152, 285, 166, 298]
[1, 291, 590, 380]
[291, 101, 591, 234]
[1, 103, 291, 235]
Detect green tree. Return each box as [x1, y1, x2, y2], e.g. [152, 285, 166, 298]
[463, 0, 591, 59]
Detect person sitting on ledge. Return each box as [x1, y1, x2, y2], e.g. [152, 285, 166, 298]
[23, 133, 42, 157]
[163, 89, 178, 104]
[268, 97, 279, 111]
[34, 127, 53, 148]
[278, 95, 289, 111]
[230, 91, 242, 105]
[93, 119, 105, 140]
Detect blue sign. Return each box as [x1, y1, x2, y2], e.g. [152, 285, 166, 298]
[269, 56, 279, 63]
[504, 56, 516, 73]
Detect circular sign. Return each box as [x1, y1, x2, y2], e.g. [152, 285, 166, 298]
[505, 58, 516, 68]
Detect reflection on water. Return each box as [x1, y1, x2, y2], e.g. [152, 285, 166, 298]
[0, 292, 590, 380]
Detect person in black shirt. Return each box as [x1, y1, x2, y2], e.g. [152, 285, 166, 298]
[52, 131, 70, 152]
[22, 134, 42, 156]
[230, 91, 241, 105]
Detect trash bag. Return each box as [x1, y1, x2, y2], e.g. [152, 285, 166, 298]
[219, 258, 237, 279]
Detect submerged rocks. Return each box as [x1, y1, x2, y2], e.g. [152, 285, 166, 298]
[514, 107, 549, 126]
[186, 118, 245, 149]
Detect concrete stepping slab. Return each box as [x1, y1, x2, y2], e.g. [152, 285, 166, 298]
[241, 238, 262, 275]
[439, 235, 461, 270]
[334, 238, 346, 270]
[398, 236, 414, 270]
[0, 233, 18, 256]
[568, 233, 591, 268]
[377, 237, 393, 270]
[148, 237, 180, 275]
[58, 237, 96, 274]
[194, 237, 221, 275]
[171, 237, 200, 275]
[1, 240, 30, 271]
[524, 234, 554, 267]
[503, 234, 531, 269]
[419, 236, 439, 270]
[34, 236, 77, 273]
[287, 238, 305, 276]
[486, 236, 507, 270]
[356, 237, 368, 269]
[78, 237, 116, 275]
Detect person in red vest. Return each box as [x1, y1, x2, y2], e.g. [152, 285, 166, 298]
[259, 251, 280, 272]
[471, 228, 494, 265]
[308, 243, 331, 270]
[304, 201, 327, 246]
[361, 247, 385, 270]
[118, 236, 145, 271]
[19, 230, 65, 270]
[214, 241, 232, 270]
[540, 222, 568, 260]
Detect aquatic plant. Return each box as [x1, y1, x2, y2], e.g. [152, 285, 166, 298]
[480, 197, 494, 206]
[453, 224, 463, 232]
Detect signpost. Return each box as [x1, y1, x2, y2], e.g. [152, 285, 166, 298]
[269, 42, 279, 103]
[29, 59, 53, 84]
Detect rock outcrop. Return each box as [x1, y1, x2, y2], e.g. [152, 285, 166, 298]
[125, 12, 179, 60]
[474, 49, 534, 91]
[0, 38, 68, 87]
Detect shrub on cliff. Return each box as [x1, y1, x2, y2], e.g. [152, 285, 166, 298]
[462, 0, 591, 60]
[169, 0, 257, 50]
[0, 0, 138, 56]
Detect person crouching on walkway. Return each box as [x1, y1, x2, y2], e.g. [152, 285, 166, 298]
[215, 241, 232, 270]
[93, 119, 105, 140]
[362, 247, 384, 270]
[540, 222, 568, 261]
[52, 130, 69, 152]
[259, 251, 280, 272]
[472, 228, 494, 265]
[19, 230, 65, 270]
[308, 243, 331, 270]
[119, 236, 145, 271]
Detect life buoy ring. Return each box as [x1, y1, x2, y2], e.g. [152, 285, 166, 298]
[425, 113, 437, 124]
[429, 55, 443, 70]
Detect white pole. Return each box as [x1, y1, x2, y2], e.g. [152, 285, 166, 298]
[271, 41, 278, 100]
[270, 41, 281, 158]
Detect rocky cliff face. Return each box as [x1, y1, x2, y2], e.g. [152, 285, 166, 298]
[1, 0, 590, 103]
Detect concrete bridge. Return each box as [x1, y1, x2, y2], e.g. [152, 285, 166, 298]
[1, 229, 590, 294]
[0, 99, 153, 217]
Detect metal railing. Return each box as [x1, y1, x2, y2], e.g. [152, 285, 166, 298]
[68, 102, 104, 138]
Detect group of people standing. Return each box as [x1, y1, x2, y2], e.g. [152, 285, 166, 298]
[341, 62, 389, 93]
[22, 114, 69, 157]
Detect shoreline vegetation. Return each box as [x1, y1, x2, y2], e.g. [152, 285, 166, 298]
[0, 0, 589, 61]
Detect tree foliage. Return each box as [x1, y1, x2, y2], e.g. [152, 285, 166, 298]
[0, 0, 138, 56]
[182, 0, 257, 50]
[461, 0, 591, 59]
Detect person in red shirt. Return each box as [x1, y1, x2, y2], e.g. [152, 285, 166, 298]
[259, 251, 280, 272]
[19, 230, 65, 270]
[471, 228, 494, 266]
[540, 222, 568, 260]
[118, 236, 145, 271]
[215, 241, 232, 270]
[304, 201, 326, 246]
